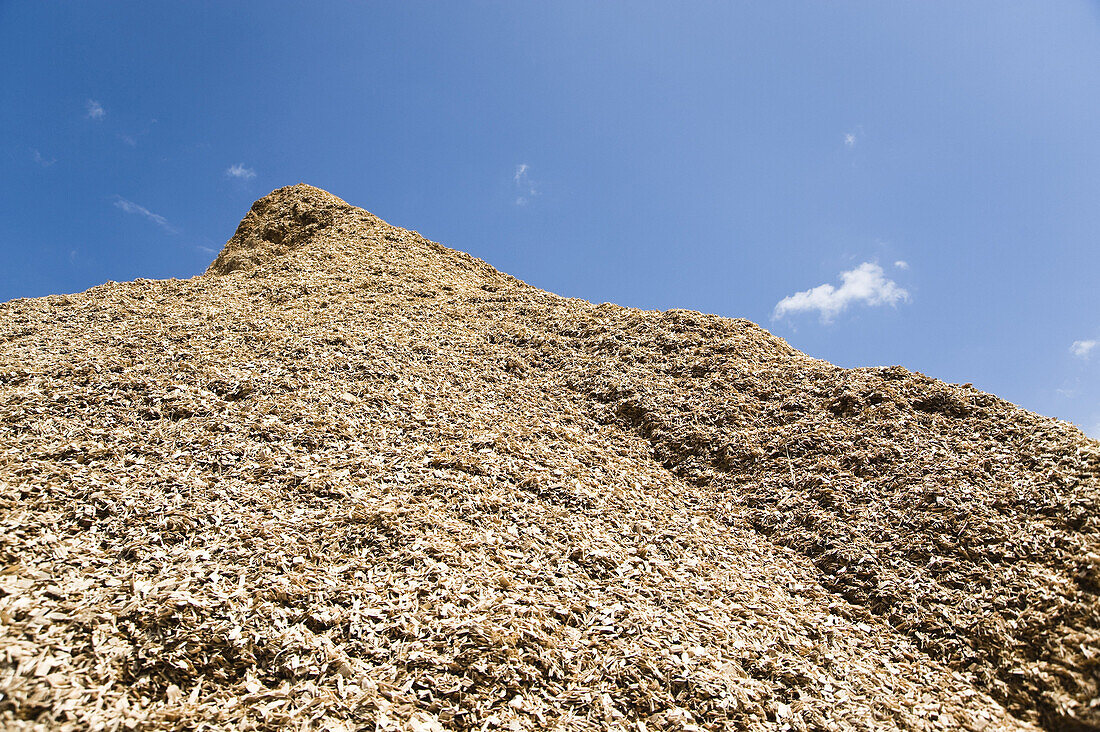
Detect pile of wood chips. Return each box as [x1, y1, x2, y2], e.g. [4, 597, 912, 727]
[2, 185, 1098, 731]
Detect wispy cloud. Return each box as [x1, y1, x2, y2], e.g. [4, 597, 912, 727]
[31, 149, 56, 167]
[513, 163, 537, 206]
[118, 134, 137, 147]
[843, 125, 866, 150]
[773, 262, 909, 323]
[113, 197, 177, 234]
[1071, 340, 1097, 359]
[893, 260, 909, 270]
[86, 99, 105, 120]
[225, 163, 256, 180]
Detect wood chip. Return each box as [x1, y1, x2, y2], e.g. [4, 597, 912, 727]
[2, 184, 1097, 730]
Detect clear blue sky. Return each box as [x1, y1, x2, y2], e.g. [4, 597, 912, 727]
[3, 2, 1099, 437]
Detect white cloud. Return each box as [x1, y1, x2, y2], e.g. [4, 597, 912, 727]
[113, 197, 177, 234]
[118, 134, 137, 147]
[1070, 340, 1098, 359]
[86, 99, 105, 120]
[31, 149, 56, 167]
[844, 132, 856, 148]
[773, 262, 909, 323]
[513, 163, 537, 206]
[226, 163, 257, 180]
[893, 260, 909, 270]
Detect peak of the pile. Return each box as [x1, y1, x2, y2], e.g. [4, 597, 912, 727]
[205, 184, 365, 276]
[261, 183, 351, 210]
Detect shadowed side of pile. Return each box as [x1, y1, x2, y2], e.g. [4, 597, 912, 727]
[0, 184, 1086, 731]
[528, 297, 1100, 728]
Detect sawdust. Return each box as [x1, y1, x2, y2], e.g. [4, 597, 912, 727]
[2, 184, 1098, 731]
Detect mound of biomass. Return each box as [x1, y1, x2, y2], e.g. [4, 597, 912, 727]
[1, 184, 1097, 731]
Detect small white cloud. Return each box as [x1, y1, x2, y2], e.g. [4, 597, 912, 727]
[773, 262, 909, 323]
[844, 132, 856, 148]
[893, 260, 909, 270]
[86, 99, 105, 120]
[225, 163, 257, 180]
[513, 163, 537, 206]
[1070, 340, 1098, 359]
[114, 197, 177, 234]
[196, 245, 217, 254]
[31, 149, 56, 167]
[118, 134, 137, 147]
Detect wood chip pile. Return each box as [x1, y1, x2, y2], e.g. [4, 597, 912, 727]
[2, 184, 1097, 731]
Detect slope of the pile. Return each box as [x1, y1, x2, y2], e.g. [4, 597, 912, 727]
[543, 312, 1100, 729]
[0, 184, 1094, 731]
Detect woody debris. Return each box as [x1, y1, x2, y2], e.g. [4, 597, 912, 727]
[2, 185, 1098, 731]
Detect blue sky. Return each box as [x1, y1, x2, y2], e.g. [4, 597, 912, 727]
[3, 2, 1099, 437]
